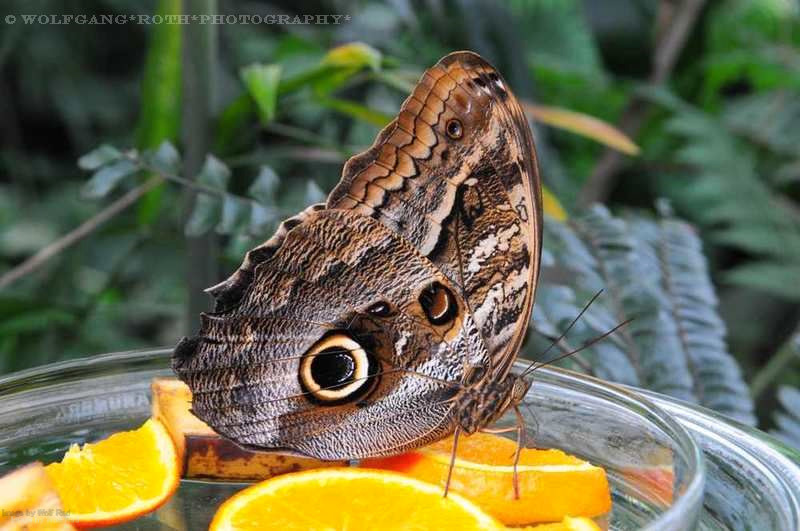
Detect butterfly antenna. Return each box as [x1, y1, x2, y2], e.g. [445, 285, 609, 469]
[521, 318, 633, 378]
[520, 289, 604, 376]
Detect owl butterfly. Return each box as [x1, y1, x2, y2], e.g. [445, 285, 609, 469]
[173, 51, 542, 468]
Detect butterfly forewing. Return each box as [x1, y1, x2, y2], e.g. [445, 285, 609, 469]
[328, 51, 542, 377]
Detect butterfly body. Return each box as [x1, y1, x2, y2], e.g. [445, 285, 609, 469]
[453, 373, 525, 434]
[173, 51, 542, 460]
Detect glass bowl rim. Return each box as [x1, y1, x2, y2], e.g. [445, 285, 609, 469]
[0, 348, 707, 530]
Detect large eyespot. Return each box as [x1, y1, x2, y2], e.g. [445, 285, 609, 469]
[419, 282, 458, 326]
[446, 118, 463, 140]
[299, 334, 377, 403]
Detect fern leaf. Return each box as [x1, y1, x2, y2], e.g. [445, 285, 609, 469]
[631, 214, 755, 424]
[772, 383, 800, 450]
[645, 89, 800, 300]
[536, 206, 756, 424]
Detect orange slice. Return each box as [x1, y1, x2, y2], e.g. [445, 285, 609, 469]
[362, 432, 611, 526]
[522, 515, 602, 530]
[209, 467, 504, 530]
[150, 378, 347, 481]
[151, 377, 346, 480]
[0, 462, 75, 530]
[45, 419, 179, 528]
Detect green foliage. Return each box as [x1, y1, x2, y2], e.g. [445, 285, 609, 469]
[771, 334, 800, 447]
[772, 386, 800, 446]
[241, 64, 282, 125]
[762, 330, 800, 446]
[135, 0, 182, 148]
[533, 206, 756, 425]
[643, 88, 800, 300]
[703, 0, 800, 106]
[2, 0, 799, 438]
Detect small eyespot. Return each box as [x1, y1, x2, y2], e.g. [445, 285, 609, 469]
[446, 119, 463, 140]
[419, 281, 458, 326]
[366, 301, 393, 317]
[299, 334, 377, 403]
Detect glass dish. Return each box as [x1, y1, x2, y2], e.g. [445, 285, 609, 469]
[635, 386, 800, 530]
[0, 349, 710, 530]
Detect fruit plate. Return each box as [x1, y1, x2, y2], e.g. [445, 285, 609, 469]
[0, 348, 794, 529]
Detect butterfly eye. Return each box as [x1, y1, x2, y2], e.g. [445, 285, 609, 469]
[419, 282, 458, 326]
[299, 334, 377, 403]
[446, 118, 463, 140]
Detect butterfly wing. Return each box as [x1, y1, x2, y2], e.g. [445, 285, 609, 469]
[173, 208, 490, 459]
[173, 52, 542, 459]
[327, 51, 542, 377]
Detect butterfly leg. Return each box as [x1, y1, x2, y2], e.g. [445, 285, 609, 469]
[443, 426, 462, 498]
[511, 405, 526, 500]
[478, 407, 527, 499]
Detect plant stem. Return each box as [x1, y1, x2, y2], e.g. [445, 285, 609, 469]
[751, 331, 800, 400]
[578, 0, 706, 206]
[182, 0, 219, 332]
[0, 178, 162, 290]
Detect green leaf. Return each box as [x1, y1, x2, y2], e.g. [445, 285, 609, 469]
[0, 309, 76, 335]
[305, 180, 326, 204]
[77, 145, 123, 171]
[184, 155, 230, 236]
[147, 141, 181, 174]
[217, 44, 383, 148]
[241, 64, 283, 125]
[507, 0, 603, 77]
[725, 262, 800, 300]
[647, 89, 800, 300]
[82, 159, 138, 198]
[135, 0, 182, 226]
[248, 166, 280, 205]
[216, 195, 250, 235]
[322, 42, 382, 71]
[271, 42, 381, 97]
[317, 96, 392, 127]
[249, 203, 278, 235]
[196, 155, 230, 189]
[214, 94, 255, 153]
[184, 194, 218, 237]
[307, 42, 383, 95]
[522, 101, 640, 155]
[135, 0, 181, 149]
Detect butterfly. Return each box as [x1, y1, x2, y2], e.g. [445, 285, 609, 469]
[172, 51, 542, 464]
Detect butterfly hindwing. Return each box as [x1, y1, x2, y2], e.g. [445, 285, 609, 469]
[174, 209, 489, 459]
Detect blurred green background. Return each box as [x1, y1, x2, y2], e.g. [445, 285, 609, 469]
[1, 0, 800, 440]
